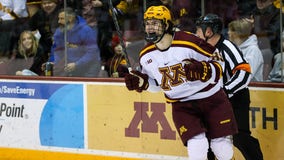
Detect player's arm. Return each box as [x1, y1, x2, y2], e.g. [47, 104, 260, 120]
[183, 58, 222, 83]
[124, 70, 149, 92]
[124, 70, 161, 93]
[222, 45, 252, 96]
[224, 63, 251, 96]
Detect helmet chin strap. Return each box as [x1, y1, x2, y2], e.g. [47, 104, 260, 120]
[145, 32, 165, 43]
[201, 26, 214, 42]
[205, 33, 215, 42]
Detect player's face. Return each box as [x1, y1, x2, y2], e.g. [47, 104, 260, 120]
[144, 19, 164, 35]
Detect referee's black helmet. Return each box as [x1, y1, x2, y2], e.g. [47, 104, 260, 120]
[196, 13, 223, 34]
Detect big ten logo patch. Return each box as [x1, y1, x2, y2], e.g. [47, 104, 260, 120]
[125, 102, 176, 140]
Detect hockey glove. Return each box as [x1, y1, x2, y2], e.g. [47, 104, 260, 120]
[124, 70, 149, 92]
[183, 58, 212, 82]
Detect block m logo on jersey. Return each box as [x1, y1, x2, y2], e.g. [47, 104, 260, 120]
[125, 102, 176, 140]
[159, 64, 187, 91]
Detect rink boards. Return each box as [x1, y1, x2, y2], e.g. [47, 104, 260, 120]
[0, 79, 283, 160]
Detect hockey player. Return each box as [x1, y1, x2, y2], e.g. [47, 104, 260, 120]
[195, 13, 263, 160]
[124, 5, 238, 160]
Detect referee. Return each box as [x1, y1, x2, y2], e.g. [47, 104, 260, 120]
[195, 13, 264, 160]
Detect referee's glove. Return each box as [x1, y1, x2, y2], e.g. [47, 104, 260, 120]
[183, 58, 212, 82]
[124, 70, 149, 92]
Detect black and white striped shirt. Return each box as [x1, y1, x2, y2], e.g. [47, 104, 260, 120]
[216, 35, 252, 96]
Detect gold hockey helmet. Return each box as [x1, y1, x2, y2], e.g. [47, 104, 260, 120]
[144, 5, 172, 25]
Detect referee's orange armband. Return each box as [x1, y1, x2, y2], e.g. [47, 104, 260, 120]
[233, 63, 251, 74]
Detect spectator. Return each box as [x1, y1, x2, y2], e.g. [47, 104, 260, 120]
[105, 35, 129, 77]
[120, 0, 144, 40]
[237, 0, 256, 18]
[14, 30, 46, 76]
[268, 31, 284, 82]
[171, 0, 201, 32]
[82, 0, 97, 29]
[28, 0, 62, 62]
[63, 0, 83, 16]
[26, 0, 42, 17]
[0, 0, 29, 57]
[50, 7, 100, 77]
[91, 0, 122, 65]
[248, 0, 284, 79]
[195, 13, 263, 160]
[125, 6, 238, 160]
[204, 0, 239, 33]
[251, 0, 283, 55]
[228, 18, 264, 82]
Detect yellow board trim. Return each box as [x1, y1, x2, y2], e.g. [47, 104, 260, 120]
[0, 148, 141, 160]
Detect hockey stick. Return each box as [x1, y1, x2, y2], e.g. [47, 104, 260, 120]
[108, 0, 145, 87]
[108, 0, 132, 71]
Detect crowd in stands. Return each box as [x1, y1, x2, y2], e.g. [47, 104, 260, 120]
[0, 0, 283, 82]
